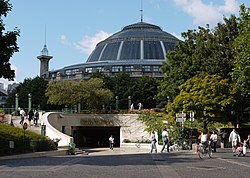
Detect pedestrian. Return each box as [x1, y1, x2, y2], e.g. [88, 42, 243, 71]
[28, 110, 34, 126]
[109, 135, 114, 150]
[210, 131, 218, 152]
[150, 130, 157, 153]
[19, 109, 25, 125]
[138, 103, 142, 110]
[161, 128, 169, 153]
[247, 134, 250, 147]
[229, 129, 241, 153]
[221, 130, 227, 147]
[34, 110, 39, 126]
[130, 103, 134, 110]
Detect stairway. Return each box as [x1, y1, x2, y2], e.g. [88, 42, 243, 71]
[11, 116, 42, 135]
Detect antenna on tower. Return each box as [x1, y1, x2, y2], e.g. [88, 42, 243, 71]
[140, 0, 143, 22]
[41, 24, 49, 56]
[45, 25, 47, 46]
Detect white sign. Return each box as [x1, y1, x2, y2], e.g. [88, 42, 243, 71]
[176, 118, 186, 122]
[176, 113, 186, 118]
[190, 112, 195, 121]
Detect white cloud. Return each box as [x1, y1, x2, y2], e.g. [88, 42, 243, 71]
[172, 0, 239, 26]
[74, 31, 112, 55]
[218, 0, 238, 13]
[60, 35, 71, 45]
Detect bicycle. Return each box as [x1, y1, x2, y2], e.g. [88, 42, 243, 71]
[169, 142, 181, 151]
[197, 141, 212, 159]
[135, 136, 146, 148]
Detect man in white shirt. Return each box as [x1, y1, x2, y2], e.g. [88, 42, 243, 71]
[161, 128, 169, 152]
[19, 109, 25, 125]
[229, 129, 241, 153]
[210, 131, 218, 152]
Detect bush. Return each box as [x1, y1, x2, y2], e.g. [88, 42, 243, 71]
[0, 123, 56, 156]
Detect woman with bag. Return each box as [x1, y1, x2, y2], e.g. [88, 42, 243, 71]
[150, 130, 157, 153]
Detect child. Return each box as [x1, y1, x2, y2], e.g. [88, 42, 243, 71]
[235, 143, 243, 157]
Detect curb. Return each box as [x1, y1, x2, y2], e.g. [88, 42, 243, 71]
[0, 149, 68, 161]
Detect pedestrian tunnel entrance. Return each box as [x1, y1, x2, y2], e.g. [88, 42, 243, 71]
[73, 126, 120, 148]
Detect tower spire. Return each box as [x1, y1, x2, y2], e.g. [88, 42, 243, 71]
[37, 25, 53, 77]
[140, 0, 143, 22]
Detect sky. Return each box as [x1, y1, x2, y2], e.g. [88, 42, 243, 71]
[1, 0, 249, 89]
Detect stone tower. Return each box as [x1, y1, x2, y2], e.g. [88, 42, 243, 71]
[37, 44, 53, 77]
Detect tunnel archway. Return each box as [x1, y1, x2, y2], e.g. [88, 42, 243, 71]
[74, 126, 120, 148]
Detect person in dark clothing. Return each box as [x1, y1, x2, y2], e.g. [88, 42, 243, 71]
[28, 110, 34, 126]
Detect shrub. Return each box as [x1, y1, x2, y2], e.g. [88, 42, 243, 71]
[0, 123, 56, 156]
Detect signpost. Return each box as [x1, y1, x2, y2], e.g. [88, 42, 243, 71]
[23, 122, 28, 152]
[176, 113, 186, 131]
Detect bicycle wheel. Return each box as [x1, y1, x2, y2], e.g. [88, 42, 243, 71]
[197, 145, 205, 159]
[207, 146, 212, 158]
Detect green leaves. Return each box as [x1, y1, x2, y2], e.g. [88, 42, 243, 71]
[0, 0, 19, 80]
[45, 78, 113, 112]
[168, 75, 236, 128]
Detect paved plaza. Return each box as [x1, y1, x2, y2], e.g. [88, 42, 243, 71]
[0, 144, 250, 178]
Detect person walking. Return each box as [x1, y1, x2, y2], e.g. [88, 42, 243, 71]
[19, 109, 25, 125]
[34, 110, 39, 126]
[210, 131, 218, 152]
[161, 128, 169, 153]
[221, 130, 227, 148]
[28, 110, 34, 126]
[229, 129, 241, 153]
[109, 135, 114, 150]
[150, 130, 157, 153]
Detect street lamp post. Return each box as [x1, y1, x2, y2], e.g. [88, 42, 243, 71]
[15, 93, 19, 111]
[28, 93, 32, 111]
[115, 96, 119, 110]
[128, 96, 131, 110]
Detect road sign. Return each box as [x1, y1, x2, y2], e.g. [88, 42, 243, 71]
[176, 118, 186, 122]
[176, 113, 186, 118]
[23, 122, 28, 130]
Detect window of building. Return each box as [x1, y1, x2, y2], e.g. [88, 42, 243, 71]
[65, 70, 71, 75]
[153, 66, 160, 72]
[112, 66, 123, 72]
[85, 68, 93, 73]
[72, 68, 80, 74]
[125, 66, 133, 72]
[142, 66, 151, 72]
[96, 67, 104, 72]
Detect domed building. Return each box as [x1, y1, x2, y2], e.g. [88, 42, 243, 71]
[38, 22, 180, 80]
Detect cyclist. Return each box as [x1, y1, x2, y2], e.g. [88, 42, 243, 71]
[200, 129, 210, 151]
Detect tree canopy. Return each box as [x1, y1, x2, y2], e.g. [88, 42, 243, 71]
[6, 76, 50, 110]
[167, 75, 236, 129]
[157, 14, 238, 101]
[0, 0, 19, 80]
[45, 78, 113, 112]
[232, 5, 250, 98]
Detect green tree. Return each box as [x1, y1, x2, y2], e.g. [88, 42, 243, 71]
[138, 111, 166, 134]
[167, 75, 236, 129]
[130, 76, 158, 109]
[158, 15, 239, 101]
[6, 76, 50, 110]
[0, 0, 20, 80]
[232, 5, 250, 97]
[46, 78, 113, 112]
[231, 5, 250, 125]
